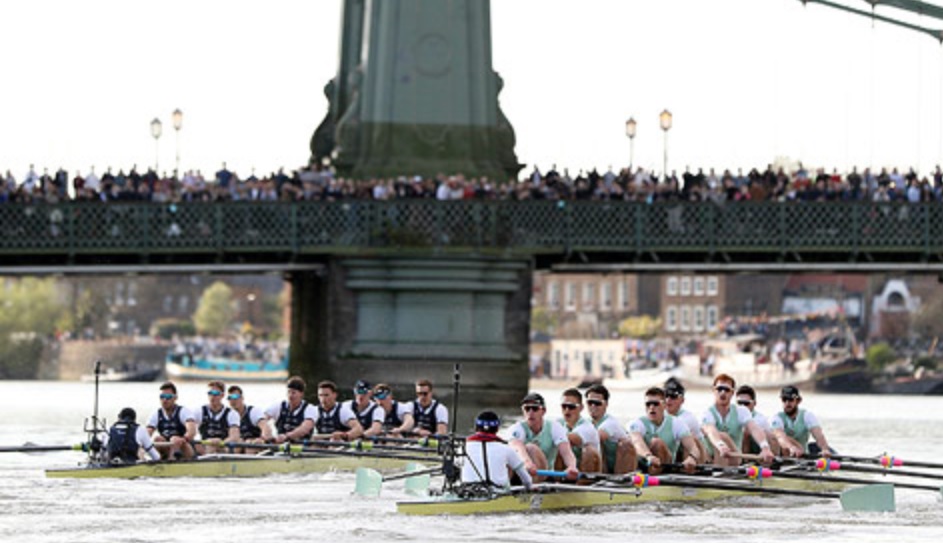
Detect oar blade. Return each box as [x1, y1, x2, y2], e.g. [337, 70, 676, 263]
[354, 467, 383, 497]
[839, 484, 895, 513]
[403, 462, 431, 496]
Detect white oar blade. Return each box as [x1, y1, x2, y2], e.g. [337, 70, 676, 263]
[839, 484, 895, 513]
[403, 462, 431, 496]
[354, 467, 383, 497]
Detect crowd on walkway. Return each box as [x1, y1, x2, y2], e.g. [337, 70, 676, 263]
[3, 162, 943, 205]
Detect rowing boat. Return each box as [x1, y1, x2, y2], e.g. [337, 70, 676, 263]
[47, 451, 437, 479]
[396, 474, 850, 515]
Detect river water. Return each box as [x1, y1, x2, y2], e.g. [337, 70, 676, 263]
[1, 380, 940, 542]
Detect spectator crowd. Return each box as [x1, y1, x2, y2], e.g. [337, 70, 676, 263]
[3, 161, 943, 205]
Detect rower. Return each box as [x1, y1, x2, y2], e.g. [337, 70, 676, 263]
[585, 384, 633, 474]
[413, 379, 449, 437]
[372, 383, 415, 435]
[701, 374, 775, 467]
[771, 385, 833, 458]
[627, 387, 699, 474]
[263, 375, 316, 444]
[226, 385, 272, 453]
[663, 378, 708, 463]
[736, 384, 780, 456]
[343, 380, 384, 437]
[556, 388, 602, 474]
[105, 407, 159, 464]
[194, 380, 240, 454]
[146, 381, 197, 460]
[507, 393, 578, 482]
[311, 380, 363, 442]
[462, 411, 532, 491]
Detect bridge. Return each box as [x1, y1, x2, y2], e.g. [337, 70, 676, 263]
[1, 200, 942, 274]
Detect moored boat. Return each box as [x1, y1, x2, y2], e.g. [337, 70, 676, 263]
[165, 352, 289, 382]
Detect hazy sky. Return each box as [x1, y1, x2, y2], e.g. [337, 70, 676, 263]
[2, 0, 942, 180]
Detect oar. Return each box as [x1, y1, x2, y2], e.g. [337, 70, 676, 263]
[539, 469, 894, 511]
[229, 441, 440, 461]
[0, 443, 89, 453]
[366, 435, 442, 448]
[304, 438, 437, 453]
[355, 463, 441, 497]
[811, 453, 943, 471]
[740, 452, 943, 483]
[772, 467, 943, 493]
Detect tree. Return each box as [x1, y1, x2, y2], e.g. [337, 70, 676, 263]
[618, 315, 662, 339]
[865, 342, 897, 374]
[531, 307, 558, 337]
[912, 295, 943, 339]
[0, 278, 69, 378]
[193, 281, 235, 335]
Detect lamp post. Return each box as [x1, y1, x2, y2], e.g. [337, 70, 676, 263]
[150, 118, 163, 173]
[659, 109, 672, 180]
[172, 109, 183, 178]
[246, 292, 257, 327]
[625, 117, 637, 171]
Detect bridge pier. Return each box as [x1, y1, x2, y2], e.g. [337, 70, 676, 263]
[288, 256, 532, 428]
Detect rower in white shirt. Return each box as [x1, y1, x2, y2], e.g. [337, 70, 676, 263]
[584, 384, 633, 474]
[556, 388, 602, 474]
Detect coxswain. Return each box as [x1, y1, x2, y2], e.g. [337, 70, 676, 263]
[627, 387, 699, 474]
[413, 379, 449, 437]
[226, 384, 272, 453]
[343, 380, 384, 437]
[771, 385, 833, 458]
[311, 380, 363, 442]
[556, 388, 602, 474]
[507, 393, 578, 482]
[462, 411, 532, 491]
[194, 380, 241, 454]
[700, 374, 774, 466]
[663, 378, 709, 463]
[263, 375, 316, 444]
[585, 384, 633, 474]
[146, 381, 197, 460]
[372, 383, 415, 435]
[105, 407, 159, 464]
[736, 384, 780, 456]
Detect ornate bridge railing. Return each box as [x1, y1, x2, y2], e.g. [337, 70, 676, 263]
[0, 200, 940, 267]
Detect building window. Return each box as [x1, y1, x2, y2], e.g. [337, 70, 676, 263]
[601, 282, 612, 311]
[680, 305, 691, 331]
[707, 305, 719, 331]
[680, 277, 691, 296]
[127, 281, 138, 307]
[548, 282, 560, 309]
[707, 276, 719, 296]
[617, 280, 628, 309]
[178, 296, 189, 314]
[163, 295, 173, 313]
[666, 306, 678, 331]
[114, 282, 125, 307]
[565, 282, 576, 311]
[666, 277, 678, 296]
[583, 283, 595, 310]
[693, 306, 704, 331]
[693, 277, 704, 296]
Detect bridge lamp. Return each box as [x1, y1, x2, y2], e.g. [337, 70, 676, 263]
[659, 109, 672, 180]
[625, 117, 637, 170]
[172, 109, 183, 178]
[150, 118, 163, 174]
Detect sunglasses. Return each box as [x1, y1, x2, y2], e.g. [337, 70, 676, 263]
[207, 390, 223, 396]
[714, 386, 733, 393]
[374, 390, 391, 399]
[227, 393, 241, 401]
[560, 403, 580, 411]
[781, 396, 799, 402]
[522, 404, 542, 412]
[645, 400, 662, 408]
[666, 392, 681, 399]
[586, 399, 604, 407]
[159, 393, 174, 400]
[737, 399, 753, 406]
[355, 388, 371, 395]
[416, 391, 430, 397]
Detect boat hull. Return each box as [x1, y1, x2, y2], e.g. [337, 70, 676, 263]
[47, 453, 433, 479]
[165, 362, 288, 382]
[397, 477, 845, 515]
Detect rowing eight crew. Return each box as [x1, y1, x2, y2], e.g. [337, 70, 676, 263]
[461, 373, 832, 488]
[104, 376, 450, 463]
